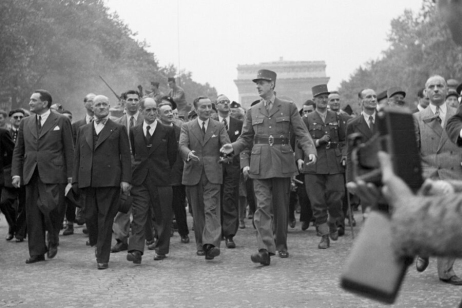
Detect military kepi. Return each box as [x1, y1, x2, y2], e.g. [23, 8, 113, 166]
[312, 84, 329, 98]
[252, 69, 277, 83]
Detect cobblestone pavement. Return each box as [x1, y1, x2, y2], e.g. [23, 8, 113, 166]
[1, 213, 461, 308]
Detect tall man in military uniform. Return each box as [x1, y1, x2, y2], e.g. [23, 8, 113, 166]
[221, 69, 316, 266]
[296, 85, 347, 249]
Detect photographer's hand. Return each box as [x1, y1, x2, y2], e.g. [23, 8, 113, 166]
[419, 179, 455, 196]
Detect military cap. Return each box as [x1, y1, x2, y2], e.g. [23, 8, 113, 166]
[252, 69, 277, 83]
[159, 96, 177, 110]
[377, 90, 388, 101]
[447, 89, 459, 99]
[230, 101, 240, 108]
[250, 99, 261, 107]
[447, 79, 459, 89]
[167, 77, 175, 82]
[387, 87, 406, 99]
[456, 83, 462, 95]
[312, 84, 329, 98]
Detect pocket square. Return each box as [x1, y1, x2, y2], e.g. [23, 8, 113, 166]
[235, 130, 240, 135]
[211, 134, 217, 138]
[53, 126, 60, 131]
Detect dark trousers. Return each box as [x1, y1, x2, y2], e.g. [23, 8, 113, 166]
[0, 186, 27, 239]
[304, 173, 344, 235]
[172, 185, 189, 237]
[129, 183, 172, 255]
[221, 162, 240, 239]
[186, 171, 221, 251]
[253, 177, 290, 254]
[65, 200, 76, 224]
[289, 190, 297, 222]
[295, 175, 313, 223]
[25, 172, 65, 257]
[84, 187, 120, 263]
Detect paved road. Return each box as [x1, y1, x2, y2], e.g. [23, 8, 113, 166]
[1, 213, 461, 308]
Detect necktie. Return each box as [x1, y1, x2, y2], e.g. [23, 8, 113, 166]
[368, 116, 374, 130]
[223, 118, 228, 131]
[435, 106, 442, 124]
[129, 116, 135, 129]
[201, 122, 206, 135]
[95, 118, 107, 125]
[37, 115, 42, 132]
[146, 125, 152, 140]
[266, 101, 272, 112]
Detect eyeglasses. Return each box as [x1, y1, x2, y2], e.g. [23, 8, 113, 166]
[127, 98, 139, 102]
[13, 116, 24, 119]
[217, 100, 230, 104]
[329, 99, 340, 102]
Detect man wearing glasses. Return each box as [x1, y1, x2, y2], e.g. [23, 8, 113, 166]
[111, 90, 144, 253]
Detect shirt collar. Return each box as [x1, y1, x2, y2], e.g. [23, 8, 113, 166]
[429, 102, 447, 115]
[218, 115, 230, 123]
[143, 120, 157, 130]
[128, 111, 139, 121]
[94, 115, 109, 125]
[362, 111, 376, 122]
[198, 118, 209, 127]
[37, 109, 51, 120]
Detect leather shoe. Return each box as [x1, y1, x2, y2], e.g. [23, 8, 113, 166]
[6, 234, 14, 241]
[180, 235, 190, 244]
[47, 245, 58, 259]
[289, 219, 296, 228]
[251, 250, 270, 266]
[196, 250, 205, 256]
[330, 230, 339, 241]
[318, 235, 330, 249]
[204, 245, 220, 260]
[63, 224, 74, 236]
[15, 237, 24, 243]
[239, 221, 246, 229]
[338, 225, 345, 237]
[226, 237, 236, 249]
[97, 262, 108, 270]
[26, 255, 45, 264]
[301, 221, 309, 231]
[154, 254, 166, 261]
[147, 239, 157, 250]
[278, 250, 289, 258]
[440, 275, 462, 285]
[127, 251, 142, 264]
[416, 256, 429, 272]
[111, 241, 128, 253]
[82, 227, 88, 235]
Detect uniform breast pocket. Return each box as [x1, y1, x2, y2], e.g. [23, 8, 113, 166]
[252, 118, 264, 134]
[276, 116, 290, 133]
[249, 146, 261, 175]
[309, 125, 323, 138]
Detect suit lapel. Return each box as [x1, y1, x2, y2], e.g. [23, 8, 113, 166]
[28, 116, 38, 139]
[95, 120, 116, 150]
[39, 112, 58, 139]
[192, 119, 204, 145]
[85, 123, 94, 151]
[203, 119, 216, 145]
[437, 105, 455, 151]
[422, 107, 443, 138]
[357, 116, 372, 139]
[268, 98, 281, 118]
[148, 123, 163, 155]
[256, 101, 269, 117]
[312, 110, 324, 125]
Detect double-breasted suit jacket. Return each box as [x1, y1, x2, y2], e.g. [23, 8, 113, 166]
[179, 118, 230, 185]
[414, 104, 462, 181]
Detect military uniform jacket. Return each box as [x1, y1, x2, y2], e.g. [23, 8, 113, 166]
[232, 97, 316, 179]
[296, 110, 346, 175]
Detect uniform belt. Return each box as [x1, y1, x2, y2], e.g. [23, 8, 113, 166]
[254, 136, 289, 146]
[324, 142, 341, 149]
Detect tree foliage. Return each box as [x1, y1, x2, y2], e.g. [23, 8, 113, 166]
[0, 0, 216, 118]
[339, 0, 462, 114]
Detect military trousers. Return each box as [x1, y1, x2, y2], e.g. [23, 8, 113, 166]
[253, 177, 290, 254]
[304, 173, 344, 235]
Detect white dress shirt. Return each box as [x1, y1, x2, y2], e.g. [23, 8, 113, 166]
[429, 103, 447, 127]
[37, 109, 51, 127]
[143, 120, 157, 137]
[218, 115, 230, 129]
[94, 116, 109, 134]
[362, 111, 376, 129]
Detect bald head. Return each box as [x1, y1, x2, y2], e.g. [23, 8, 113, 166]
[141, 97, 156, 110]
[425, 75, 447, 106]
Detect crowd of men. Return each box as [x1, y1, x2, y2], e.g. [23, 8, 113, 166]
[1, 69, 462, 288]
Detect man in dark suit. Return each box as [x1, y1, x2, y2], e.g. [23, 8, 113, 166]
[2, 109, 27, 242]
[221, 69, 316, 265]
[126, 97, 177, 264]
[179, 96, 230, 260]
[111, 89, 144, 253]
[63, 93, 96, 235]
[12, 89, 74, 264]
[73, 95, 131, 270]
[296, 85, 347, 249]
[345, 89, 379, 222]
[0, 128, 18, 240]
[216, 95, 243, 248]
[158, 97, 190, 244]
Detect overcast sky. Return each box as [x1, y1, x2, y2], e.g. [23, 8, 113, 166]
[105, 0, 423, 101]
